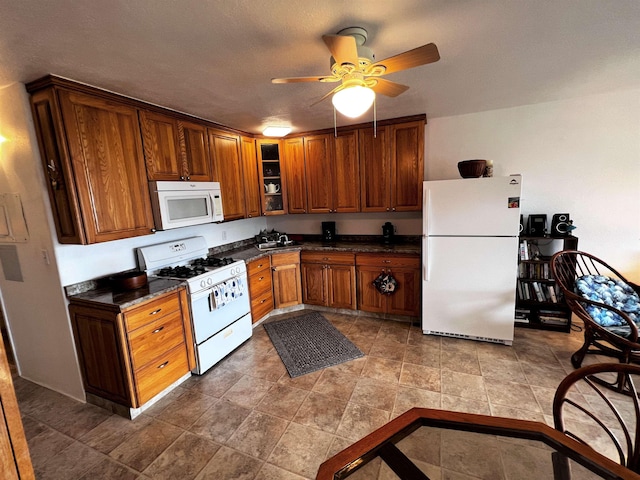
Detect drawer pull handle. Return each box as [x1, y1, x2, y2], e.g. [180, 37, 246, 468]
[152, 326, 164, 334]
[259, 276, 264, 280]
[157, 361, 169, 369]
[382, 260, 391, 263]
[260, 299, 266, 304]
[149, 308, 162, 315]
[224, 329, 233, 338]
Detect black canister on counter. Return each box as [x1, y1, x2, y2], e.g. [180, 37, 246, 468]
[382, 222, 395, 245]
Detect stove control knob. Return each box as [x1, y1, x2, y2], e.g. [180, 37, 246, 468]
[200, 280, 206, 289]
[207, 278, 214, 286]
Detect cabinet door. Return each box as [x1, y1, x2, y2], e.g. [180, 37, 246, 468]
[282, 137, 307, 214]
[59, 90, 155, 243]
[359, 126, 390, 212]
[302, 262, 327, 306]
[327, 264, 357, 310]
[69, 305, 134, 405]
[209, 129, 245, 221]
[333, 130, 360, 212]
[240, 136, 262, 218]
[387, 267, 421, 316]
[356, 266, 387, 313]
[180, 120, 212, 181]
[390, 121, 424, 211]
[139, 110, 183, 181]
[304, 134, 334, 213]
[272, 253, 301, 308]
[257, 140, 286, 215]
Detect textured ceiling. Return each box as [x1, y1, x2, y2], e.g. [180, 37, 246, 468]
[1, 0, 639, 134]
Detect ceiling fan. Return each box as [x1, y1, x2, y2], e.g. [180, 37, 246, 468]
[271, 27, 440, 117]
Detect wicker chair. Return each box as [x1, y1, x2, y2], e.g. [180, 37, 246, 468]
[553, 363, 640, 474]
[550, 250, 640, 393]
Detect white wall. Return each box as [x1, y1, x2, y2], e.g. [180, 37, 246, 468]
[0, 83, 84, 400]
[55, 217, 266, 287]
[425, 89, 640, 278]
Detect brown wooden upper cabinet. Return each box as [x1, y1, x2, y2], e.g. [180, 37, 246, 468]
[240, 136, 262, 218]
[360, 119, 425, 212]
[282, 137, 307, 214]
[29, 84, 155, 244]
[208, 129, 245, 221]
[256, 140, 287, 215]
[139, 110, 213, 182]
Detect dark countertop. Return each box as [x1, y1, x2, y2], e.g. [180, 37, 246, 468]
[67, 238, 421, 308]
[226, 240, 421, 264]
[68, 277, 185, 310]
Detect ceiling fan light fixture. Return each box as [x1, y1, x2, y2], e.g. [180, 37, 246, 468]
[332, 85, 375, 118]
[262, 126, 292, 137]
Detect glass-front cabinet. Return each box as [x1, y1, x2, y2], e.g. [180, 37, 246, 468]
[256, 140, 287, 215]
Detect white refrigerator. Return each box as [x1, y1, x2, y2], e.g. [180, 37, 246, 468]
[422, 175, 522, 345]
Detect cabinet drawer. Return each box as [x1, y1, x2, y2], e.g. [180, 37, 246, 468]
[124, 291, 181, 332]
[356, 253, 420, 268]
[247, 257, 271, 276]
[251, 290, 274, 321]
[301, 251, 355, 265]
[249, 270, 273, 297]
[128, 310, 186, 371]
[135, 344, 189, 405]
[271, 251, 300, 266]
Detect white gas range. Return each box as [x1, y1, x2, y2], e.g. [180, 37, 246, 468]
[137, 237, 252, 374]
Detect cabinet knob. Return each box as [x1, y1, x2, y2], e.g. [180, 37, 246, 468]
[186, 176, 191, 180]
[151, 228, 157, 233]
[152, 326, 164, 334]
[180, 176, 185, 180]
[259, 276, 264, 280]
[386, 208, 390, 211]
[392, 207, 396, 211]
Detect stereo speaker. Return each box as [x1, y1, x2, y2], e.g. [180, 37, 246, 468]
[519, 214, 524, 234]
[551, 213, 571, 236]
[527, 214, 547, 237]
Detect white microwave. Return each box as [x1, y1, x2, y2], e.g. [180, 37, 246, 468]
[149, 181, 224, 230]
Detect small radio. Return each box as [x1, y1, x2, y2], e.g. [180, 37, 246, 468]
[551, 213, 571, 236]
[527, 214, 547, 236]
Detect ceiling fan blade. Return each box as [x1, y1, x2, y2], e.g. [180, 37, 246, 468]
[310, 83, 348, 107]
[322, 34, 359, 67]
[272, 75, 340, 84]
[367, 43, 440, 75]
[369, 78, 409, 97]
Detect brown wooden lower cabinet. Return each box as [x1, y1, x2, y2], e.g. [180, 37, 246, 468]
[0, 330, 35, 480]
[271, 252, 302, 308]
[301, 251, 356, 310]
[247, 257, 274, 323]
[356, 253, 421, 317]
[68, 287, 195, 409]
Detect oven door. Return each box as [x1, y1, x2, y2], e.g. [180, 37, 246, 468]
[190, 285, 251, 344]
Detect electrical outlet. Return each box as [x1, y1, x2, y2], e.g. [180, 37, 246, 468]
[221, 231, 227, 241]
[41, 248, 50, 265]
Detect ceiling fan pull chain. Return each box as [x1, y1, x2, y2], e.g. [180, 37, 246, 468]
[333, 106, 337, 138]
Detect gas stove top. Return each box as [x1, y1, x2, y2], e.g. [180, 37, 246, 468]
[136, 237, 247, 294]
[155, 256, 237, 279]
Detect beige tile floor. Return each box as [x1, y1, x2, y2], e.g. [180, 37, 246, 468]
[11, 311, 617, 479]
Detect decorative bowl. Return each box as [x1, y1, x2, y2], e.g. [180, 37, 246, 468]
[457, 160, 487, 178]
[109, 271, 148, 291]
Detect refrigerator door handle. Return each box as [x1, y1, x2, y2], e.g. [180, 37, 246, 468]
[423, 184, 431, 281]
[423, 236, 430, 281]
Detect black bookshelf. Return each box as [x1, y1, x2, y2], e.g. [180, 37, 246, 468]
[515, 235, 578, 332]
